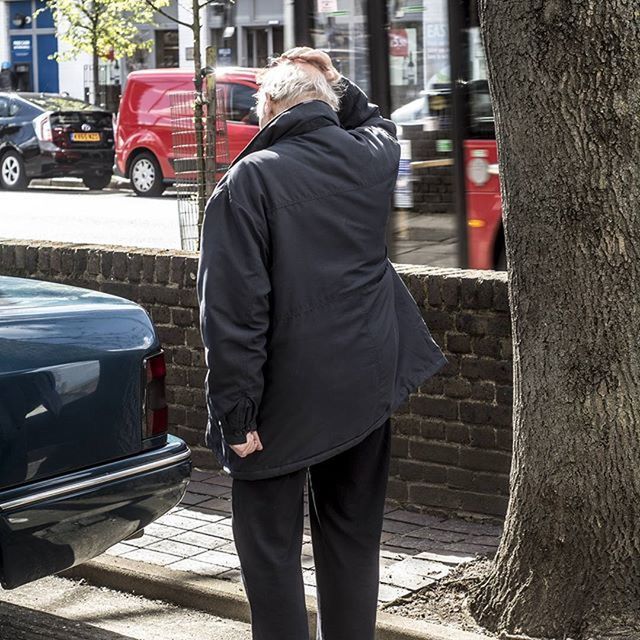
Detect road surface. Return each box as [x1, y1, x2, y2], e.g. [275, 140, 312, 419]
[0, 575, 250, 640]
[0, 183, 459, 266]
[0, 185, 182, 250]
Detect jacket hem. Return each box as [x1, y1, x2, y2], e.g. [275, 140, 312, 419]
[227, 411, 392, 480]
[390, 350, 448, 414]
[225, 351, 448, 481]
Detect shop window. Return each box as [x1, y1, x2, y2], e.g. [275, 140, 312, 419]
[311, 1, 370, 94]
[155, 30, 179, 68]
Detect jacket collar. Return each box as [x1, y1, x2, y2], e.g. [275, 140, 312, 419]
[229, 100, 339, 169]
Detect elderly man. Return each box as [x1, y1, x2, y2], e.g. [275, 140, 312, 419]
[197, 48, 446, 640]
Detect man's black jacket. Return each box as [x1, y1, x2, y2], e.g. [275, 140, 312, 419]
[197, 78, 447, 479]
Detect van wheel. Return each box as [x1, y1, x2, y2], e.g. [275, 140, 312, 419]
[129, 152, 165, 197]
[83, 173, 112, 191]
[0, 151, 29, 190]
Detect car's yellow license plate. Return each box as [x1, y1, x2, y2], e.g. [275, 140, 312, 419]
[71, 132, 101, 142]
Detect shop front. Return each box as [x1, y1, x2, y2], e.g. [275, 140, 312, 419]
[5, 0, 58, 93]
[295, 1, 501, 270]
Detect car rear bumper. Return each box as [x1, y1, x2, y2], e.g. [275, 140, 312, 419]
[25, 147, 115, 179]
[0, 435, 191, 589]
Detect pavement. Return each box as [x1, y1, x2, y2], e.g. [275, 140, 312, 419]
[0, 182, 182, 250]
[58, 468, 500, 639]
[98, 468, 501, 607]
[30, 176, 133, 191]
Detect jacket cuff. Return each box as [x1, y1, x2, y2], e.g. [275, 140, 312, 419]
[336, 77, 370, 129]
[219, 397, 257, 445]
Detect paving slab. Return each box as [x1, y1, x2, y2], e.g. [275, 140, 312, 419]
[96, 469, 502, 609]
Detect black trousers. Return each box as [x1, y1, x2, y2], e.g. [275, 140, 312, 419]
[231, 419, 392, 640]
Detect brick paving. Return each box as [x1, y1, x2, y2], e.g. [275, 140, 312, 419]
[104, 470, 502, 605]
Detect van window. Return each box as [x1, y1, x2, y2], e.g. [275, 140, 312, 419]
[129, 80, 192, 115]
[226, 83, 258, 124]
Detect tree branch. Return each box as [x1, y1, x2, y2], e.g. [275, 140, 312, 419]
[198, 0, 235, 9]
[143, 0, 193, 29]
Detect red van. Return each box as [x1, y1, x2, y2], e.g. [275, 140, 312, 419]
[115, 68, 259, 197]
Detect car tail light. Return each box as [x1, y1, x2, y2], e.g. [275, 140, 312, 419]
[33, 112, 53, 142]
[144, 352, 168, 438]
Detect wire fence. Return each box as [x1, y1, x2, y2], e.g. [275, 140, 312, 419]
[170, 87, 230, 251]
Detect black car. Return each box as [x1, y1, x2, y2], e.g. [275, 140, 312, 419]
[0, 92, 114, 191]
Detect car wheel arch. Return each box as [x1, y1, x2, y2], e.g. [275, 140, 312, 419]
[0, 143, 22, 161]
[125, 147, 158, 177]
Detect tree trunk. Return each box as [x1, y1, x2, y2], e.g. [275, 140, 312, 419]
[191, 0, 207, 246]
[90, 2, 100, 106]
[92, 48, 99, 106]
[471, 2, 640, 639]
[204, 45, 217, 202]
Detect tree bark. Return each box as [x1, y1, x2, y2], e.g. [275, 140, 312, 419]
[471, 2, 640, 639]
[92, 47, 99, 106]
[191, 0, 207, 244]
[90, 2, 99, 106]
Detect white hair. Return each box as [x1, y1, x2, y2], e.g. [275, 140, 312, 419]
[256, 61, 341, 116]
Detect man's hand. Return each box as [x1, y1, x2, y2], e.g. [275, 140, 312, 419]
[230, 430, 264, 458]
[279, 47, 341, 84]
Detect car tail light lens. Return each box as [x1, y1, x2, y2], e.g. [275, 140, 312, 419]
[144, 352, 168, 438]
[33, 112, 53, 142]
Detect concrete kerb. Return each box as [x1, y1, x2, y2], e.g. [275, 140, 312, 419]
[30, 177, 132, 191]
[62, 556, 493, 640]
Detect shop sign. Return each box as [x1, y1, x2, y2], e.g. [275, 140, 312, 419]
[218, 48, 232, 65]
[12, 39, 31, 58]
[317, 0, 338, 12]
[389, 29, 409, 57]
[436, 139, 452, 153]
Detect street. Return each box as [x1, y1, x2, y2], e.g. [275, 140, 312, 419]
[0, 575, 250, 640]
[0, 183, 459, 266]
[0, 184, 182, 250]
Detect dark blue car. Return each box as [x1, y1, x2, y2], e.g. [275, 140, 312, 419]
[0, 92, 114, 191]
[0, 276, 191, 588]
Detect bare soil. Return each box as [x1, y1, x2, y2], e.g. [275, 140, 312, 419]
[383, 558, 497, 636]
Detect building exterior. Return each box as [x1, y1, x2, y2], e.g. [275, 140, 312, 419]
[0, 0, 58, 92]
[226, 0, 284, 68]
[0, 1, 286, 102]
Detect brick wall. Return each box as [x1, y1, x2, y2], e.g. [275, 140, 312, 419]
[400, 125, 454, 215]
[0, 241, 512, 520]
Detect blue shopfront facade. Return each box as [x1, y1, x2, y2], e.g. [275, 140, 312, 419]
[7, 0, 58, 92]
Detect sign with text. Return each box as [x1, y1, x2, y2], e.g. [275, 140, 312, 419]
[12, 38, 31, 57]
[317, 0, 338, 13]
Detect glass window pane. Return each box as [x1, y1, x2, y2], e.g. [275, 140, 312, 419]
[229, 83, 258, 123]
[311, 0, 370, 94]
[461, 3, 502, 270]
[388, 0, 458, 267]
